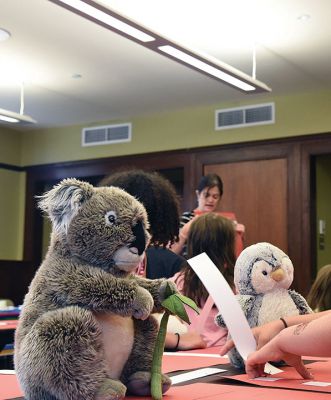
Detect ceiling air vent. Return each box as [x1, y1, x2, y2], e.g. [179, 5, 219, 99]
[215, 102, 275, 130]
[82, 123, 132, 147]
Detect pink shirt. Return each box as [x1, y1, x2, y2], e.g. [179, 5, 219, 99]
[170, 272, 228, 347]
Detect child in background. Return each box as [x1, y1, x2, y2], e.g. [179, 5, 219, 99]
[307, 264, 331, 312]
[165, 213, 236, 350]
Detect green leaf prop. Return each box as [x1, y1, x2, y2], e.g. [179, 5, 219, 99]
[150, 283, 200, 400]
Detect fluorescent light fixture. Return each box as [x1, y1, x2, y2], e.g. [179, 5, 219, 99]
[49, 0, 271, 93]
[0, 114, 19, 123]
[0, 108, 36, 125]
[0, 28, 11, 42]
[53, 0, 155, 42]
[159, 45, 255, 92]
[0, 83, 36, 125]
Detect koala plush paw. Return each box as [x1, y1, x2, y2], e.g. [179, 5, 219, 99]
[96, 378, 126, 400]
[159, 280, 178, 302]
[126, 371, 171, 396]
[132, 286, 154, 320]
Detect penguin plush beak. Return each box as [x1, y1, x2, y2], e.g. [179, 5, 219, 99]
[271, 267, 284, 282]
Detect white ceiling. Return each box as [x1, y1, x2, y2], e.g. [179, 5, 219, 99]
[0, 0, 331, 130]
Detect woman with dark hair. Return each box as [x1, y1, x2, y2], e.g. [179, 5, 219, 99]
[171, 173, 223, 255]
[165, 213, 236, 350]
[99, 169, 185, 279]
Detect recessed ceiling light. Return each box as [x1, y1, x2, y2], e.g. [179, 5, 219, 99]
[0, 28, 11, 42]
[297, 14, 311, 22]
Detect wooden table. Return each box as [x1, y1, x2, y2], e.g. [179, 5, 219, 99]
[1, 346, 330, 400]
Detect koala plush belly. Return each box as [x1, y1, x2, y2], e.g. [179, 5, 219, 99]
[95, 313, 134, 380]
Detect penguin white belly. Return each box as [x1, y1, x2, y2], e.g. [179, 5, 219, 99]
[95, 313, 134, 379]
[258, 290, 299, 326]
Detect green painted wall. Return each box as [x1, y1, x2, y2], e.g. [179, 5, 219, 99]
[1, 89, 331, 260]
[0, 169, 26, 260]
[0, 128, 25, 260]
[0, 127, 23, 166]
[316, 155, 331, 271]
[21, 90, 331, 166]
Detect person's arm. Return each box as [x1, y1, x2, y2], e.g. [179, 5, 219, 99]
[165, 331, 207, 351]
[169, 229, 187, 255]
[219, 310, 331, 355]
[170, 218, 195, 255]
[246, 312, 331, 379]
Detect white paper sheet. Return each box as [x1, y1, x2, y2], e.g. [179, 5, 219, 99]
[164, 352, 227, 358]
[253, 376, 282, 382]
[187, 253, 283, 375]
[303, 381, 331, 387]
[188, 253, 256, 359]
[170, 367, 226, 384]
[0, 370, 16, 374]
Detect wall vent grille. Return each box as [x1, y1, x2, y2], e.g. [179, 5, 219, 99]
[82, 123, 131, 146]
[215, 102, 275, 130]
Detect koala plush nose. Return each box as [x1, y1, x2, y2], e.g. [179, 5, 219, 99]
[131, 220, 146, 255]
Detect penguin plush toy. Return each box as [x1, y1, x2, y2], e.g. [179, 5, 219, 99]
[215, 242, 312, 370]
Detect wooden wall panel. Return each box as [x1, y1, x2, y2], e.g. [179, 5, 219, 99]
[2, 132, 331, 303]
[205, 159, 288, 251]
[0, 261, 35, 305]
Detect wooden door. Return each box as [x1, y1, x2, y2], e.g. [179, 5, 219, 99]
[205, 158, 287, 252]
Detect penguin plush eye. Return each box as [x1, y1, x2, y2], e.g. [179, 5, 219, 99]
[105, 211, 117, 226]
[262, 270, 268, 276]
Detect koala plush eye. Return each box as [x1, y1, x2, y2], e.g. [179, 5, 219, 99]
[105, 211, 117, 226]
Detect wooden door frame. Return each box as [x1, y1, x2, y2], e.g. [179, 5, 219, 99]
[300, 136, 331, 288]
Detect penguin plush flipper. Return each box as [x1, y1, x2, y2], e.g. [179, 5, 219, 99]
[288, 290, 313, 315]
[214, 295, 255, 371]
[228, 295, 256, 370]
[215, 294, 254, 328]
[237, 294, 255, 320]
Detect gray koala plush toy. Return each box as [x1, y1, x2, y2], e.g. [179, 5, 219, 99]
[215, 242, 312, 370]
[14, 178, 174, 400]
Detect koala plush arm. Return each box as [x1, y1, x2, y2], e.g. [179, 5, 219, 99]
[130, 276, 178, 313]
[49, 265, 153, 318]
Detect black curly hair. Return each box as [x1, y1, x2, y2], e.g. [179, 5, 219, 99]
[99, 169, 180, 247]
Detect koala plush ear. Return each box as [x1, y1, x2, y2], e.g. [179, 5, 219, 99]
[38, 178, 94, 234]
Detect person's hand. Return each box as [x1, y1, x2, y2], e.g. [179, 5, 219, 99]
[219, 319, 285, 356]
[179, 217, 196, 241]
[178, 331, 207, 350]
[245, 335, 313, 380]
[170, 217, 197, 254]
